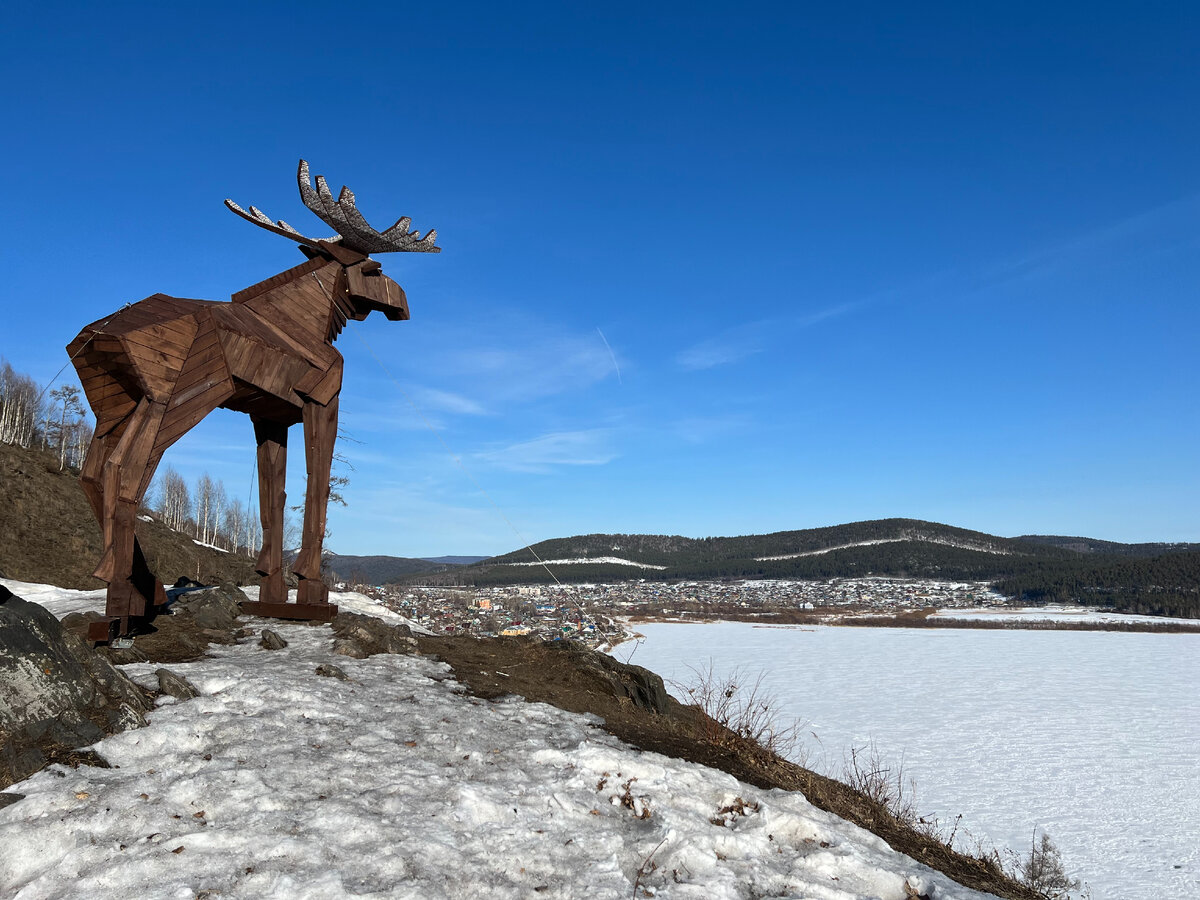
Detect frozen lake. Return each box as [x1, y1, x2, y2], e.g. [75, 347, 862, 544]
[615, 622, 1200, 900]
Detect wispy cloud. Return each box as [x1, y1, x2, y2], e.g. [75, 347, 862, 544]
[402, 314, 620, 407]
[475, 429, 617, 473]
[675, 303, 861, 372]
[408, 386, 487, 416]
[675, 320, 773, 371]
[973, 193, 1200, 293]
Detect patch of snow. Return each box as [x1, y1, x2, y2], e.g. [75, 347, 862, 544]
[1, 578, 109, 617]
[502, 557, 668, 571]
[930, 606, 1200, 627]
[757, 535, 1011, 562]
[0, 607, 998, 899]
[192, 539, 229, 553]
[8, 580, 432, 636]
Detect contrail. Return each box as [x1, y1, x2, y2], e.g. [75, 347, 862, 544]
[596, 327, 622, 384]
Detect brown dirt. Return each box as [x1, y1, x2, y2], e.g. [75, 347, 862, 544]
[418, 634, 1042, 900]
[0, 442, 256, 590]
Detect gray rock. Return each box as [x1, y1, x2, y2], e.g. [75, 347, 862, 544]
[315, 663, 349, 681]
[259, 629, 288, 650]
[155, 668, 199, 700]
[330, 611, 416, 659]
[1, 589, 151, 790]
[172, 583, 246, 634]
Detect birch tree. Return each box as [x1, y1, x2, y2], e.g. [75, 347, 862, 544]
[49, 384, 85, 471]
[0, 362, 43, 448]
[156, 467, 192, 532]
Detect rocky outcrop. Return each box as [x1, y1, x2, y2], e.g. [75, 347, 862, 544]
[331, 611, 417, 658]
[545, 641, 671, 714]
[0, 584, 151, 790]
[62, 582, 251, 665]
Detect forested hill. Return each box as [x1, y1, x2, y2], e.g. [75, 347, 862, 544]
[486, 519, 1028, 568]
[1014, 534, 1197, 557]
[405, 518, 1200, 618]
[317, 554, 480, 585]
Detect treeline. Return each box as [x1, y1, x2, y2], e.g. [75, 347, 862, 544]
[993, 550, 1200, 618]
[0, 360, 93, 472]
[150, 466, 262, 558]
[1, 358, 263, 559]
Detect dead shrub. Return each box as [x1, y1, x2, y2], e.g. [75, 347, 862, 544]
[674, 662, 805, 763]
[841, 742, 920, 827]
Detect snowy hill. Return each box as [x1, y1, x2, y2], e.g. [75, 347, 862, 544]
[0, 582, 1003, 899]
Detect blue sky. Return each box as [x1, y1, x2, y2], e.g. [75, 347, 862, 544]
[2, 2, 1197, 555]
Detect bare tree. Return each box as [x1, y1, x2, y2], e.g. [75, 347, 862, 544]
[49, 384, 85, 471]
[155, 467, 192, 532]
[195, 474, 216, 544]
[245, 510, 262, 560]
[222, 499, 246, 554]
[208, 480, 226, 546]
[0, 361, 43, 448]
[71, 420, 94, 471]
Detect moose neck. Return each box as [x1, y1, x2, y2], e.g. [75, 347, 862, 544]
[232, 255, 348, 346]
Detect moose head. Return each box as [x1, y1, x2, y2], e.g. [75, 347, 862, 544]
[226, 159, 441, 326]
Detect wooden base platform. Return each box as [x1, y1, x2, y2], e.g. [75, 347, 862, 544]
[87, 617, 123, 643]
[239, 601, 339, 622]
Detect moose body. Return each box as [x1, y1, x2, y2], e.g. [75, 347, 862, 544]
[69, 162, 438, 641]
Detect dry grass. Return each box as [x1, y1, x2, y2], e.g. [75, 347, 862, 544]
[671, 663, 1067, 899]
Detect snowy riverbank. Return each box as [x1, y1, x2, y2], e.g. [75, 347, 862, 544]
[0, 581, 1000, 899]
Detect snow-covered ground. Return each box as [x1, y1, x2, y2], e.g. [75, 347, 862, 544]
[927, 605, 1200, 627]
[2, 582, 1000, 899]
[0, 579, 108, 618]
[620, 621, 1200, 900]
[756, 536, 1010, 562]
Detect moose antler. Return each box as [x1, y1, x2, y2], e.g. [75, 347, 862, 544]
[225, 160, 440, 254]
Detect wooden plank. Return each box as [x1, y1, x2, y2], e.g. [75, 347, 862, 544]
[89, 336, 126, 355]
[94, 400, 137, 438]
[299, 360, 343, 407]
[216, 306, 326, 364]
[169, 348, 225, 397]
[168, 364, 227, 407]
[122, 323, 197, 360]
[241, 264, 338, 341]
[154, 380, 234, 452]
[84, 379, 133, 405]
[81, 371, 118, 392]
[232, 255, 327, 303]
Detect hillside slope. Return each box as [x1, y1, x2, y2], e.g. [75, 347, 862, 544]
[0, 442, 255, 589]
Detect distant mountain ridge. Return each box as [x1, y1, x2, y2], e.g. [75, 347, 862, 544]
[393, 518, 1199, 619]
[319, 554, 485, 585]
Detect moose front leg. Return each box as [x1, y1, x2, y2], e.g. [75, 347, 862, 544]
[294, 394, 340, 607]
[85, 398, 170, 641]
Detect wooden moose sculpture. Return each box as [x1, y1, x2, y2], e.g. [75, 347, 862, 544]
[69, 161, 439, 642]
